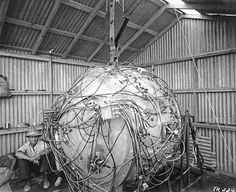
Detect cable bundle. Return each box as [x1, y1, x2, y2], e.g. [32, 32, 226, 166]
[44, 66, 183, 192]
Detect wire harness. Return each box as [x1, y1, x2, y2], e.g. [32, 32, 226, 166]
[44, 66, 183, 192]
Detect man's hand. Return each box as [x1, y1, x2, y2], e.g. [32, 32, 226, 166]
[29, 156, 40, 164]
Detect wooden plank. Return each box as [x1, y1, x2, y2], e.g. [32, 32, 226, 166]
[174, 87, 236, 93]
[0, 49, 103, 67]
[62, 0, 96, 13]
[119, 4, 168, 54]
[0, 0, 10, 36]
[0, 126, 42, 135]
[5, 17, 42, 30]
[127, 22, 157, 36]
[62, 0, 105, 58]
[32, 0, 62, 54]
[193, 123, 236, 132]
[167, 3, 236, 10]
[109, 0, 116, 64]
[0, 50, 49, 61]
[181, 14, 236, 22]
[192, 58, 198, 120]
[136, 47, 236, 67]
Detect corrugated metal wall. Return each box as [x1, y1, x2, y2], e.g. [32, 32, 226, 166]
[134, 19, 236, 64]
[133, 18, 236, 175]
[196, 124, 236, 175]
[0, 129, 28, 156]
[53, 62, 87, 92]
[0, 51, 90, 129]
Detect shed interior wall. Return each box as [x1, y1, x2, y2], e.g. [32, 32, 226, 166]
[133, 17, 236, 176]
[0, 50, 91, 128]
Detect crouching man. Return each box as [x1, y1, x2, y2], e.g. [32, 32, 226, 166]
[15, 129, 54, 192]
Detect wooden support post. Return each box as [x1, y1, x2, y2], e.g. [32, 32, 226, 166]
[192, 58, 199, 121]
[109, 0, 118, 65]
[179, 113, 186, 191]
[49, 50, 54, 107]
[185, 110, 191, 185]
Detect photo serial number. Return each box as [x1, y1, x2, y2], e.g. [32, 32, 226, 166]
[213, 186, 235, 192]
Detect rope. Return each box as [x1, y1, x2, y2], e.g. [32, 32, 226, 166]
[172, 8, 235, 168]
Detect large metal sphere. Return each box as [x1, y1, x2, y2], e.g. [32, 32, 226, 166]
[46, 66, 182, 192]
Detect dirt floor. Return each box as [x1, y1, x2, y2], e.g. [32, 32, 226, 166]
[7, 171, 236, 192]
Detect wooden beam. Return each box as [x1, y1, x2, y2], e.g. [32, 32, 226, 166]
[0, 43, 33, 53]
[62, 0, 105, 58]
[48, 27, 75, 38]
[119, 4, 168, 55]
[192, 123, 236, 132]
[32, 0, 61, 54]
[136, 47, 236, 67]
[0, 49, 49, 61]
[166, 3, 236, 10]
[10, 91, 63, 96]
[149, 0, 165, 7]
[181, 14, 236, 22]
[62, 0, 100, 15]
[0, 47, 104, 66]
[109, 0, 117, 64]
[4, 17, 138, 54]
[174, 87, 236, 94]
[127, 22, 157, 36]
[61, 0, 157, 36]
[0, 0, 10, 36]
[48, 28, 139, 51]
[5, 17, 43, 30]
[87, 38, 108, 62]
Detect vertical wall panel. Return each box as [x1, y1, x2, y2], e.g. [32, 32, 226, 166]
[0, 56, 50, 91]
[133, 18, 236, 125]
[52, 62, 88, 92]
[198, 92, 235, 125]
[152, 61, 193, 90]
[0, 95, 50, 127]
[197, 54, 236, 89]
[0, 131, 27, 156]
[133, 18, 236, 175]
[0, 53, 95, 128]
[134, 19, 236, 65]
[197, 126, 236, 174]
[175, 93, 193, 115]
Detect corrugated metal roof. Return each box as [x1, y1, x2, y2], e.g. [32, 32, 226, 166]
[182, 0, 236, 14]
[149, 11, 176, 33]
[0, 0, 235, 63]
[73, 0, 100, 8]
[130, 32, 154, 49]
[118, 27, 137, 45]
[38, 32, 73, 54]
[0, 23, 40, 48]
[93, 45, 109, 61]
[51, 4, 90, 34]
[6, 0, 54, 25]
[82, 16, 108, 40]
[128, 0, 161, 26]
[119, 50, 136, 62]
[70, 39, 99, 58]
